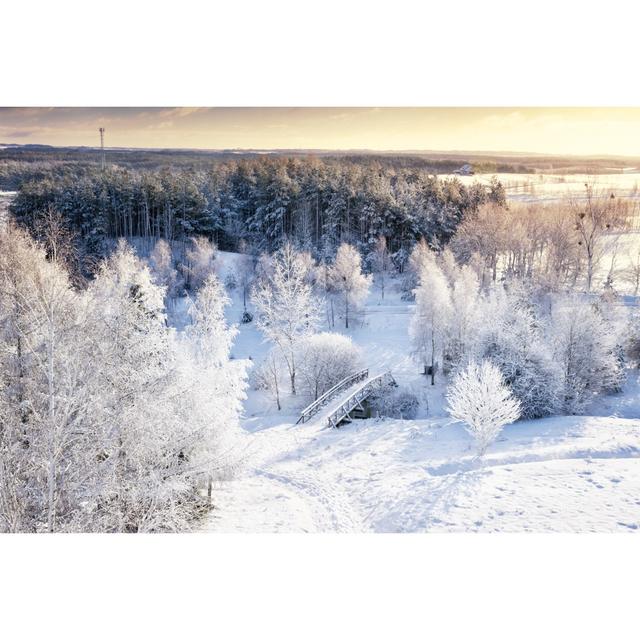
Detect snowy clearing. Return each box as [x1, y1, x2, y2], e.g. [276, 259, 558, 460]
[208, 414, 640, 533]
[208, 263, 640, 533]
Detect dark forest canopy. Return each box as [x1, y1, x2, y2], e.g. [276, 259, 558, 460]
[7, 155, 508, 262]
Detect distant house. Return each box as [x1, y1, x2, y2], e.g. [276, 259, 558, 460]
[453, 163, 474, 176]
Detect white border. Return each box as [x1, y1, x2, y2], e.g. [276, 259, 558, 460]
[1, 1, 639, 105]
[2, 2, 639, 638]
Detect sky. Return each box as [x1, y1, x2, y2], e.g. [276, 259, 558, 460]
[1, 107, 640, 157]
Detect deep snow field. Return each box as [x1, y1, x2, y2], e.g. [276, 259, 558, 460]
[206, 252, 640, 533]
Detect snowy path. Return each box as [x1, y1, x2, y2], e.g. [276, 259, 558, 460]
[207, 419, 369, 532]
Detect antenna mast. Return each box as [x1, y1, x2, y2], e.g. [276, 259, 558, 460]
[99, 127, 106, 170]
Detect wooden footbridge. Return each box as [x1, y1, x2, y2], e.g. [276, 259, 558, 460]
[296, 369, 397, 428]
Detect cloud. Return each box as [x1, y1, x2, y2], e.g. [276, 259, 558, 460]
[152, 107, 210, 120]
[9, 130, 34, 138]
[0, 127, 34, 138]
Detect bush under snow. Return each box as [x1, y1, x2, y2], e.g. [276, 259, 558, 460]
[296, 332, 363, 401]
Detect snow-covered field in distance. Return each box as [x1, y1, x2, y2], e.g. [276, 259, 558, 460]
[444, 172, 640, 203]
[207, 260, 640, 533]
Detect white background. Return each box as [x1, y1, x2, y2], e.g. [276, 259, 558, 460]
[2, 1, 639, 638]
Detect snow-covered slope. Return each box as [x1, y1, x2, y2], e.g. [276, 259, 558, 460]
[208, 413, 640, 533]
[207, 279, 640, 533]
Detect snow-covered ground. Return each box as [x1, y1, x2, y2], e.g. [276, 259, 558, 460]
[207, 259, 640, 533]
[444, 171, 640, 203]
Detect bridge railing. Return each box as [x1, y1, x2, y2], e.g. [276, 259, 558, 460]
[326, 372, 396, 428]
[296, 368, 369, 424]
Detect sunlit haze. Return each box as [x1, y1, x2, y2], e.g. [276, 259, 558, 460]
[1, 107, 640, 156]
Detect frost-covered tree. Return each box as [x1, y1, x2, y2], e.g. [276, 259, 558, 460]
[624, 307, 640, 366]
[0, 229, 244, 532]
[85, 241, 182, 531]
[253, 348, 283, 411]
[447, 359, 521, 457]
[550, 296, 626, 413]
[150, 238, 179, 300]
[87, 242, 245, 531]
[313, 249, 338, 329]
[328, 243, 371, 328]
[252, 242, 320, 394]
[469, 286, 561, 420]
[402, 237, 435, 299]
[179, 274, 245, 504]
[409, 261, 452, 384]
[438, 247, 461, 286]
[370, 236, 391, 301]
[451, 202, 509, 284]
[297, 332, 363, 400]
[622, 248, 640, 296]
[183, 235, 217, 290]
[0, 224, 90, 532]
[446, 265, 481, 372]
[185, 273, 236, 363]
[571, 186, 628, 292]
[236, 241, 257, 314]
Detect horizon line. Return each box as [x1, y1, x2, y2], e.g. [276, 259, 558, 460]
[3, 141, 640, 161]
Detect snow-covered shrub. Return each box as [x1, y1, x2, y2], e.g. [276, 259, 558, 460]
[447, 359, 521, 457]
[296, 332, 363, 400]
[370, 388, 419, 420]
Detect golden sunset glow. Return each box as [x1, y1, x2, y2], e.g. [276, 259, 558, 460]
[1, 107, 640, 156]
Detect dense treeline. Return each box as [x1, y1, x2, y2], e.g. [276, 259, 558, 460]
[8, 156, 506, 260]
[0, 159, 82, 191]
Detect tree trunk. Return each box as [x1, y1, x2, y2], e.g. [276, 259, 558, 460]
[46, 320, 56, 533]
[430, 331, 436, 386]
[274, 373, 281, 410]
